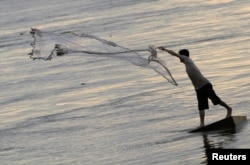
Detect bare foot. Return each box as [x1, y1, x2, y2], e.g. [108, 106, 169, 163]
[225, 107, 232, 118]
[198, 124, 204, 129]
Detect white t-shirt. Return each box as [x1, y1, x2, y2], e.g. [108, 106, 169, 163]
[181, 55, 210, 89]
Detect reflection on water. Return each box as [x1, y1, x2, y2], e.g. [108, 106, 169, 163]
[201, 125, 247, 164]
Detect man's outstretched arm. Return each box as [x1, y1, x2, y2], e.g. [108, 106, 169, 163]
[158, 47, 183, 60]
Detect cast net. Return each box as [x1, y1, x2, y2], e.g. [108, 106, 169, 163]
[28, 28, 177, 86]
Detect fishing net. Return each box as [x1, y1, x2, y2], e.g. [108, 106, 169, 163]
[28, 28, 177, 86]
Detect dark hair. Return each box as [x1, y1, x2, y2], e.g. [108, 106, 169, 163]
[179, 49, 189, 57]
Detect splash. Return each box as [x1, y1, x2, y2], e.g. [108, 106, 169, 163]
[28, 28, 177, 86]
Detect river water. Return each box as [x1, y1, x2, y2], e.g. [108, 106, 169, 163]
[0, 0, 249, 164]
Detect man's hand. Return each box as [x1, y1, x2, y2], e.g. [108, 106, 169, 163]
[158, 47, 181, 58]
[158, 46, 166, 51]
[158, 47, 171, 53]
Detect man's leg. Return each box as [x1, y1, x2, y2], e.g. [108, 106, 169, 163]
[199, 110, 205, 127]
[207, 84, 233, 119]
[219, 101, 232, 118]
[196, 86, 208, 128]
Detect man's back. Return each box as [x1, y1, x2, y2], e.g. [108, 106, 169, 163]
[181, 55, 210, 89]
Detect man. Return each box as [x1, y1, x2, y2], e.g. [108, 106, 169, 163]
[159, 47, 232, 128]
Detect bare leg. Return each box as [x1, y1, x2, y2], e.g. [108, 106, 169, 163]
[219, 101, 232, 118]
[199, 110, 205, 128]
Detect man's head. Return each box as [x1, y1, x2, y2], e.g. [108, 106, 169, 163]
[178, 49, 189, 63]
[179, 49, 189, 57]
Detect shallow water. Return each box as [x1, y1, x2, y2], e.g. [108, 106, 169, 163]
[0, 0, 250, 164]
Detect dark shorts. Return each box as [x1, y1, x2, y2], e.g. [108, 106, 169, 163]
[195, 83, 221, 110]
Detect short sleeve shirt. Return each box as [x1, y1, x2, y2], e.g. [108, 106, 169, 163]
[181, 55, 210, 89]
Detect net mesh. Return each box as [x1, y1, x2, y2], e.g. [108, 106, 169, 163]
[28, 28, 177, 86]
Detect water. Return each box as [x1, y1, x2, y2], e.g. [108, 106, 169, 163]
[0, 0, 249, 164]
